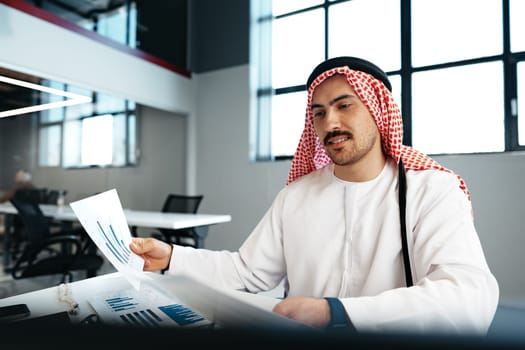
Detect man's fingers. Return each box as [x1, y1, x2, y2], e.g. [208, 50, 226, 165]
[130, 237, 151, 254]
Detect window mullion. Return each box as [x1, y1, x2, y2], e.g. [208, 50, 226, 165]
[502, 0, 518, 150]
[400, 0, 412, 146]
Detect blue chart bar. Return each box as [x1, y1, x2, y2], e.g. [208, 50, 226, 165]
[105, 297, 137, 312]
[158, 304, 205, 326]
[119, 309, 162, 327]
[106, 296, 163, 327]
[97, 221, 131, 265]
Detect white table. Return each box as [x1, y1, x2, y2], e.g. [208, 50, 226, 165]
[0, 273, 517, 348]
[0, 271, 299, 330]
[0, 202, 231, 230]
[0, 202, 231, 270]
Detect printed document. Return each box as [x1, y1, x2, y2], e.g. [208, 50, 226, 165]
[70, 189, 144, 289]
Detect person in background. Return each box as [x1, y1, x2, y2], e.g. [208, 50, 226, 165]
[130, 56, 499, 335]
[0, 169, 34, 203]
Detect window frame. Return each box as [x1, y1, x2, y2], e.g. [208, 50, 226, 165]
[252, 0, 525, 162]
[37, 94, 138, 169]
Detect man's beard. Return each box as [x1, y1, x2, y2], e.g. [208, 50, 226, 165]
[323, 130, 377, 166]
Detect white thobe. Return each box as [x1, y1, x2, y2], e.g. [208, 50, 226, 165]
[168, 158, 499, 334]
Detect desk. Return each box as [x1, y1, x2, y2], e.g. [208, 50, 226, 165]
[0, 272, 329, 348]
[1, 273, 520, 349]
[0, 202, 231, 270]
[0, 271, 291, 329]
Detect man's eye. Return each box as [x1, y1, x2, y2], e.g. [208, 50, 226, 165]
[313, 111, 325, 118]
[339, 103, 351, 109]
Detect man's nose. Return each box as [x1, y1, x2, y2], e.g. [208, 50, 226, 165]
[325, 109, 342, 129]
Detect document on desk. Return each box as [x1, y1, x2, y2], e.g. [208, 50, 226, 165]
[88, 283, 212, 328]
[70, 188, 145, 289]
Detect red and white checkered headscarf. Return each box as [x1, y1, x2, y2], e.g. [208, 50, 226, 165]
[286, 64, 471, 201]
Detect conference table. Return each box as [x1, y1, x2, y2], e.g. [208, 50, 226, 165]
[0, 202, 232, 271]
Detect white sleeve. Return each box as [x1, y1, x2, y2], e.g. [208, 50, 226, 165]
[342, 172, 499, 335]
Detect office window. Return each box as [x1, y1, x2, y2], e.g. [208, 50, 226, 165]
[40, 80, 66, 123]
[328, 0, 400, 72]
[38, 125, 61, 167]
[39, 83, 138, 169]
[97, 4, 137, 48]
[412, 62, 504, 154]
[253, 0, 401, 161]
[271, 91, 306, 158]
[251, 0, 525, 161]
[81, 114, 113, 166]
[518, 62, 525, 146]
[272, 9, 324, 89]
[127, 112, 137, 164]
[510, 0, 525, 53]
[411, 0, 502, 67]
[65, 86, 94, 120]
[272, 0, 323, 16]
[28, 0, 137, 49]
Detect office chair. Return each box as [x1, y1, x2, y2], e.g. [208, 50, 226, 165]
[13, 187, 48, 204]
[9, 197, 104, 283]
[44, 190, 67, 205]
[7, 188, 47, 261]
[152, 194, 204, 248]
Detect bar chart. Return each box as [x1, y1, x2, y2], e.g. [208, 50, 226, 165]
[89, 286, 212, 328]
[96, 221, 132, 265]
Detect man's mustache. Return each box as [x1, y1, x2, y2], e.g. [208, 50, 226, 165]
[323, 130, 352, 146]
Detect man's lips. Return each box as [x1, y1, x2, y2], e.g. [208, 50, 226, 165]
[324, 131, 352, 146]
[327, 136, 350, 145]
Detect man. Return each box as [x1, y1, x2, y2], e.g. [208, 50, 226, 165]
[131, 56, 499, 334]
[0, 169, 34, 203]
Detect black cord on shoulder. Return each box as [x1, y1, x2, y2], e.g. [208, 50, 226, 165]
[398, 159, 413, 287]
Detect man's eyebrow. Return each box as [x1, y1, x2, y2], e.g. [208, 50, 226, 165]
[329, 94, 355, 105]
[311, 94, 356, 110]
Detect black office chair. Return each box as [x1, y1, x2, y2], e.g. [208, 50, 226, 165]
[152, 194, 204, 248]
[44, 189, 68, 205]
[13, 187, 48, 204]
[9, 197, 104, 283]
[6, 188, 47, 260]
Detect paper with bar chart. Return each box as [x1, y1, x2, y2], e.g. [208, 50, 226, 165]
[88, 284, 211, 328]
[70, 188, 145, 289]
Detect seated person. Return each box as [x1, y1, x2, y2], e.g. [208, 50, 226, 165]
[0, 169, 35, 203]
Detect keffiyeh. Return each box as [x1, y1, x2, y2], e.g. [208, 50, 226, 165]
[286, 56, 470, 201]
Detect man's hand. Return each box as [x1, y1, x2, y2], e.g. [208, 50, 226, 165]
[272, 296, 330, 328]
[130, 237, 173, 272]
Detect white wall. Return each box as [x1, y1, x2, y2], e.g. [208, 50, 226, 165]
[193, 65, 291, 252]
[194, 64, 525, 306]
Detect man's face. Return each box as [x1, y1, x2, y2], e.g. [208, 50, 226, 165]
[15, 170, 26, 183]
[311, 74, 382, 167]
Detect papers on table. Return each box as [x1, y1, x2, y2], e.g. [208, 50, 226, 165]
[70, 189, 144, 289]
[88, 284, 212, 328]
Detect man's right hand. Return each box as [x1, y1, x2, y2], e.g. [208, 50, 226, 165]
[130, 237, 173, 272]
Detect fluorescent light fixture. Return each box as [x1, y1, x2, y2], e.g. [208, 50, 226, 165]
[0, 75, 92, 118]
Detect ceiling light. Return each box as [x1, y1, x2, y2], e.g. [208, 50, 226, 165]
[0, 75, 92, 119]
